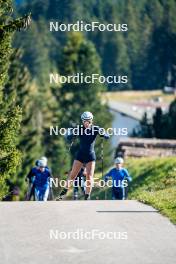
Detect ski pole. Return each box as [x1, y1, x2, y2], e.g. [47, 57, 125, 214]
[0, 190, 13, 200]
[62, 139, 75, 165]
[54, 139, 75, 200]
[101, 138, 107, 200]
[101, 138, 104, 179]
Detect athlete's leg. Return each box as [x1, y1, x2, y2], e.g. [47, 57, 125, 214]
[29, 185, 35, 200]
[112, 187, 116, 200]
[66, 160, 83, 188]
[113, 187, 123, 200]
[85, 161, 95, 196]
[73, 178, 79, 200]
[81, 176, 85, 195]
[58, 160, 83, 200]
[43, 187, 49, 201]
[118, 188, 124, 200]
[35, 188, 40, 201]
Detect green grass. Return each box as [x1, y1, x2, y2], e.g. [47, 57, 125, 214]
[127, 157, 176, 224]
[65, 157, 176, 224]
[102, 90, 174, 104]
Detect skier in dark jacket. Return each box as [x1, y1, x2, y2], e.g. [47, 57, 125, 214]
[58, 111, 110, 200]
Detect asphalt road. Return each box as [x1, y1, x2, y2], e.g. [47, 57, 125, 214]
[0, 200, 176, 264]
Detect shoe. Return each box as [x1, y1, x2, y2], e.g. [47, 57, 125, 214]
[74, 192, 78, 200]
[56, 188, 68, 201]
[84, 194, 90, 200]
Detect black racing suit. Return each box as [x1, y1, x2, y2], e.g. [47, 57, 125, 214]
[68, 125, 109, 163]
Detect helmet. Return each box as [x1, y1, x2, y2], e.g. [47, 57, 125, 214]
[35, 159, 39, 166]
[38, 159, 46, 168]
[81, 111, 93, 121]
[115, 157, 124, 164]
[41, 156, 47, 166]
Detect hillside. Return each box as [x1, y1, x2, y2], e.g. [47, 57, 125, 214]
[14, 0, 176, 90]
[90, 157, 176, 223]
[127, 157, 176, 223]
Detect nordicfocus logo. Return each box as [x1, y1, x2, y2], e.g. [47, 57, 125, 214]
[49, 229, 128, 240]
[50, 178, 129, 189]
[50, 126, 128, 137]
[49, 21, 128, 32]
[49, 73, 128, 85]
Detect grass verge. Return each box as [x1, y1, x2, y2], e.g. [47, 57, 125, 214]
[65, 157, 176, 224]
[127, 157, 176, 224]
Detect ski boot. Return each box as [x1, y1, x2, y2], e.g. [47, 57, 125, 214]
[56, 188, 68, 201]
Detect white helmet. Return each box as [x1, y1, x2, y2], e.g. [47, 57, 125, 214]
[115, 157, 124, 164]
[81, 111, 93, 121]
[41, 156, 48, 165]
[38, 159, 46, 168]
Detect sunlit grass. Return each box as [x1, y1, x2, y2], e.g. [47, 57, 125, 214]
[102, 90, 175, 104]
[127, 157, 176, 224]
[65, 157, 176, 224]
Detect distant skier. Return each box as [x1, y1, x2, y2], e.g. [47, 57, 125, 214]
[31, 159, 51, 201]
[25, 156, 53, 201]
[104, 157, 132, 200]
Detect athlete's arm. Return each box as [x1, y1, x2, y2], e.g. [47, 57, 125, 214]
[104, 169, 113, 182]
[98, 127, 110, 139]
[26, 169, 35, 182]
[124, 169, 132, 182]
[46, 167, 53, 178]
[103, 133, 110, 139]
[66, 127, 77, 141]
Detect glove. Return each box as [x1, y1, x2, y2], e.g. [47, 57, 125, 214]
[104, 133, 110, 140]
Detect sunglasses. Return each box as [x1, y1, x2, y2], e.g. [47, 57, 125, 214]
[82, 119, 92, 123]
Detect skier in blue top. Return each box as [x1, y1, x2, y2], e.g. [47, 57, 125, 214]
[27, 159, 51, 201]
[25, 156, 52, 200]
[35, 157, 54, 200]
[104, 157, 132, 200]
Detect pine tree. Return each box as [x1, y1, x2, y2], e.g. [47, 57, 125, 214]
[5, 49, 44, 197]
[58, 32, 113, 171]
[123, 0, 142, 89]
[15, 17, 53, 88]
[153, 107, 163, 138]
[103, 32, 131, 90]
[15, 0, 176, 91]
[0, 0, 31, 199]
[5, 47, 68, 197]
[42, 88, 71, 178]
[167, 99, 176, 139]
[144, 0, 176, 89]
[138, 112, 153, 138]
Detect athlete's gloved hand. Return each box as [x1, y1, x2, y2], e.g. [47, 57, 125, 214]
[126, 176, 132, 182]
[104, 175, 109, 182]
[65, 129, 73, 142]
[104, 133, 110, 140]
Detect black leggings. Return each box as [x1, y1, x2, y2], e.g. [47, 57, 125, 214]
[76, 151, 96, 163]
[112, 187, 125, 200]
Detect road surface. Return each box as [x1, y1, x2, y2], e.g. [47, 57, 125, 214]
[0, 200, 176, 264]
